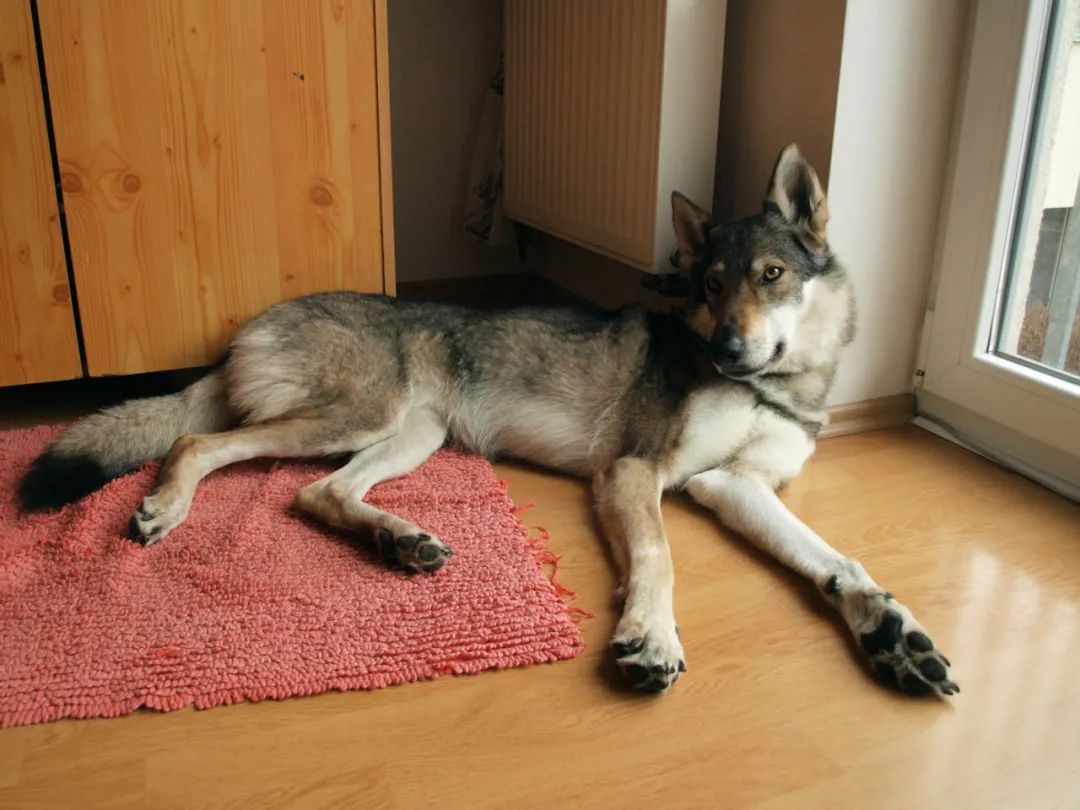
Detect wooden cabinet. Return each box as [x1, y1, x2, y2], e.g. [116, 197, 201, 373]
[0, 0, 393, 381]
[0, 0, 82, 386]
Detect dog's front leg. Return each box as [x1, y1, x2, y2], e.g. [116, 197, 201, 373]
[593, 457, 686, 693]
[685, 469, 957, 696]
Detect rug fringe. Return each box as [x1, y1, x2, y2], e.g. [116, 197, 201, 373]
[513, 499, 536, 515]
[523, 526, 595, 623]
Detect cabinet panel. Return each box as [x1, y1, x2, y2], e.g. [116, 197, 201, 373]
[0, 0, 82, 386]
[39, 0, 386, 375]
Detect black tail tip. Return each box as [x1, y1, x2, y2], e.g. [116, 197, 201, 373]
[18, 449, 112, 511]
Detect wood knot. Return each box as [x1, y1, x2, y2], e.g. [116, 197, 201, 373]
[122, 173, 141, 192]
[309, 184, 333, 206]
[52, 283, 71, 303]
[60, 172, 82, 193]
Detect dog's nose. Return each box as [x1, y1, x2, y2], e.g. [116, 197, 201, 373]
[712, 324, 745, 367]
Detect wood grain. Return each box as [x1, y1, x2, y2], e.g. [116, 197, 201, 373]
[0, 0, 82, 386]
[0, 426, 1078, 808]
[820, 392, 915, 438]
[37, 0, 386, 376]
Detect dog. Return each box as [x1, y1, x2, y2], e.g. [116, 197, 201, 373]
[20, 144, 956, 697]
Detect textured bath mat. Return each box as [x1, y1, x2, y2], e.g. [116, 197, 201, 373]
[0, 425, 584, 728]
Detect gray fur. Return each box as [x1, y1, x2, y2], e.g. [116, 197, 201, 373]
[51, 370, 233, 476]
[20, 144, 941, 699]
[27, 153, 855, 500]
[34, 271, 849, 489]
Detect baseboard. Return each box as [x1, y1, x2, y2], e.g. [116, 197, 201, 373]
[821, 393, 915, 439]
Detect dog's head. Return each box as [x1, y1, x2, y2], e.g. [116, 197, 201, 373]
[673, 143, 851, 379]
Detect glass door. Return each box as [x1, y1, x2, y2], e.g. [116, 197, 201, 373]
[995, 9, 1080, 384]
[918, 0, 1080, 499]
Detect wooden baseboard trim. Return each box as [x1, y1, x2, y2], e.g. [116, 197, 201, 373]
[821, 393, 915, 439]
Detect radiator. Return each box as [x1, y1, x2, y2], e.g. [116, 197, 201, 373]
[504, 0, 726, 273]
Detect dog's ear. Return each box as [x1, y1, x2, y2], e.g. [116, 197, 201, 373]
[671, 191, 710, 270]
[765, 143, 829, 253]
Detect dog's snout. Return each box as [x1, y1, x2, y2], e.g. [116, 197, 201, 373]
[712, 324, 745, 367]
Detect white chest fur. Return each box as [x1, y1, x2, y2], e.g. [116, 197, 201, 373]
[663, 386, 816, 489]
[663, 387, 756, 485]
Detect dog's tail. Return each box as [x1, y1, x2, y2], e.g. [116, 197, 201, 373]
[19, 369, 233, 510]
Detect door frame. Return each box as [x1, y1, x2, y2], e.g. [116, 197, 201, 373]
[917, 0, 1080, 497]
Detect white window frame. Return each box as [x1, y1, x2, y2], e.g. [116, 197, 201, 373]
[917, 0, 1080, 498]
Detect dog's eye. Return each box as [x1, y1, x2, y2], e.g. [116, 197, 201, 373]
[762, 266, 784, 283]
[705, 275, 723, 294]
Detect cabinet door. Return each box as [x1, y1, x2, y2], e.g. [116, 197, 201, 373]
[38, 0, 387, 375]
[0, 0, 82, 386]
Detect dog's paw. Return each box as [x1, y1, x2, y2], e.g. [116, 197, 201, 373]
[128, 488, 191, 546]
[376, 528, 452, 573]
[841, 589, 958, 697]
[612, 617, 686, 694]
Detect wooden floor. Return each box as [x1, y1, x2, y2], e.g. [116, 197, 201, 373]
[1, 426, 1078, 809]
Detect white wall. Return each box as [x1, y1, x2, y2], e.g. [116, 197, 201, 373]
[713, 0, 845, 224]
[651, 0, 727, 271]
[388, 0, 517, 283]
[825, 0, 970, 405]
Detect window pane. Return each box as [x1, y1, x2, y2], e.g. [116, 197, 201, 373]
[996, 13, 1080, 382]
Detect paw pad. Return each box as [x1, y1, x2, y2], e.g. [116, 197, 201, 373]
[376, 529, 452, 573]
[612, 637, 644, 657]
[858, 600, 958, 698]
[611, 628, 685, 694]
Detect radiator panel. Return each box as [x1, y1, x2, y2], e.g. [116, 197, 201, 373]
[505, 0, 667, 270]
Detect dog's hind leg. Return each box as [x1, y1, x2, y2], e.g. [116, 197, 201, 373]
[294, 407, 452, 573]
[685, 468, 958, 697]
[594, 457, 686, 693]
[130, 415, 398, 545]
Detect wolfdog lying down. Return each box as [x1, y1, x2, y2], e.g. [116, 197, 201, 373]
[22, 145, 956, 697]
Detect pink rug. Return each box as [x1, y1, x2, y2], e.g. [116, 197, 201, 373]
[0, 425, 585, 728]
